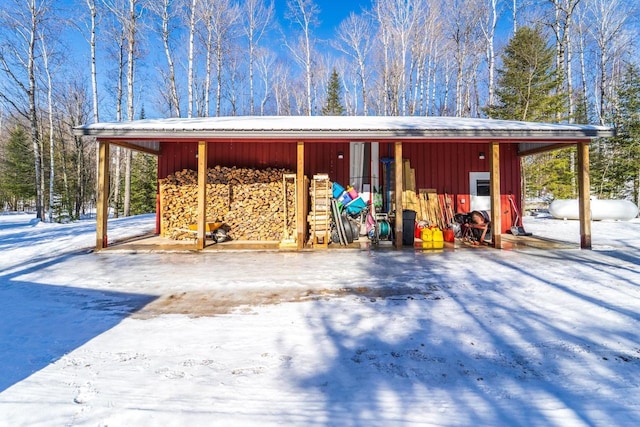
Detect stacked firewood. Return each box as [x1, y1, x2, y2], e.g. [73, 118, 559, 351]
[159, 166, 295, 241]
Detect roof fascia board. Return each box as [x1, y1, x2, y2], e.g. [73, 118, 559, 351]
[81, 128, 614, 141]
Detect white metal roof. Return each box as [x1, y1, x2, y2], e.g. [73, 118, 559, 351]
[73, 116, 614, 151]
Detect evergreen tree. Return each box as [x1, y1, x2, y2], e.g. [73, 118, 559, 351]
[486, 26, 564, 122]
[486, 26, 569, 200]
[129, 153, 157, 215]
[322, 68, 345, 116]
[592, 63, 640, 202]
[0, 127, 36, 210]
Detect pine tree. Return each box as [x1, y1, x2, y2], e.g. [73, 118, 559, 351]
[129, 153, 157, 215]
[322, 68, 345, 116]
[486, 26, 564, 122]
[0, 127, 36, 210]
[592, 63, 640, 202]
[486, 26, 568, 200]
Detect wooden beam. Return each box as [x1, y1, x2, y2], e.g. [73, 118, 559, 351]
[577, 141, 592, 249]
[489, 142, 502, 248]
[96, 141, 110, 250]
[394, 141, 403, 248]
[517, 142, 574, 157]
[196, 141, 208, 250]
[104, 139, 160, 156]
[296, 141, 305, 249]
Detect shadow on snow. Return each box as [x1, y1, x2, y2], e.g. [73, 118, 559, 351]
[0, 251, 157, 393]
[289, 248, 640, 426]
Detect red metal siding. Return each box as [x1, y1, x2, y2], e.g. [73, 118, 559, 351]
[158, 140, 521, 234]
[159, 141, 350, 184]
[159, 142, 299, 179]
[379, 141, 521, 232]
[304, 143, 351, 185]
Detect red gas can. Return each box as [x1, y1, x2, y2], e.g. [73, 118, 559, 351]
[443, 228, 455, 242]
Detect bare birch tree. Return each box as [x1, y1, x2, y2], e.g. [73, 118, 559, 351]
[242, 0, 274, 116]
[255, 47, 276, 115]
[334, 12, 375, 115]
[199, 0, 240, 117]
[480, 0, 501, 110]
[284, 0, 320, 116]
[84, 0, 100, 123]
[0, 0, 50, 220]
[59, 78, 92, 218]
[376, 0, 422, 116]
[445, 0, 483, 117]
[372, 0, 393, 115]
[147, 0, 183, 117]
[187, 0, 198, 118]
[40, 35, 56, 222]
[123, 0, 142, 216]
[586, 0, 634, 125]
[411, 0, 445, 116]
[102, 0, 143, 216]
[544, 0, 581, 121]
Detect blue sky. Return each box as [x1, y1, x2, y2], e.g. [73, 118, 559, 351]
[274, 0, 373, 39]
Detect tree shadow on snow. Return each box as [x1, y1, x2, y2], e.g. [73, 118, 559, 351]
[290, 248, 640, 426]
[0, 251, 157, 392]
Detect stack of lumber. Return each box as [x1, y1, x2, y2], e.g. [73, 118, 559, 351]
[159, 166, 295, 241]
[307, 174, 331, 248]
[416, 189, 445, 229]
[398, 160, 455, 229]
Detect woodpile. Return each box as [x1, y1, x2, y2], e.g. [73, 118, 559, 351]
[159, 166, 295, 241]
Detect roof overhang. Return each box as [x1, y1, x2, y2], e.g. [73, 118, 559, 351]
[73, 116, 615, 154]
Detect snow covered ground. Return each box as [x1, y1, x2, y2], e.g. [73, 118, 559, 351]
[0, 212, 639, 426]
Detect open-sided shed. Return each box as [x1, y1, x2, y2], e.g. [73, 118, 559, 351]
[74, 116, 614, 251]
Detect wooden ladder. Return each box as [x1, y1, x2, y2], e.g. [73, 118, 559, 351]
[308, 174, 331, 248]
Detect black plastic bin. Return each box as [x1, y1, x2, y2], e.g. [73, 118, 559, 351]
[402, 209, 416, 246]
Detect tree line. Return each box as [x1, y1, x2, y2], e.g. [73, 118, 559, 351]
[0, 0, 638, 221]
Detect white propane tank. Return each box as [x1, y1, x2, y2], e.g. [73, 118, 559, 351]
[549, 199, 639, 221]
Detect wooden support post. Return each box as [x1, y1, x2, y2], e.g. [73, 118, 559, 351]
[296, 141, 305, 249]
[394, 141, 403, 248]
[489, 142, 502, 248]
[577, 141, 592, 249]
[196, 140, 208, 250]
[96, 140, 110, 250]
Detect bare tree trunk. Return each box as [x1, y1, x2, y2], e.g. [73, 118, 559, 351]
[548, 0, 581, 120]
[587, 0, 631, 125]
[567, 32, 574, 122]
[41, 36, 55, 222]
[576, 6, 589, 121]
[27, 0, 44, 221]
[57, 126, 71, 217]
[284, 0, 319, 116]
[87, 0, 99, 123]
[256, 49, 275, 115]
[373, 0, 391, 115]
[85, 0, 100, 212]
[188, 0, 197, 118]
[152, 0, 181, 117]
[483, 0, 498, 109]
[202, 6, 213, 117]
[334, 12, 374, 116]
[123, 0, 138, 216]
[243, 0, 273, 116]
[114, 37, 125, 218]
